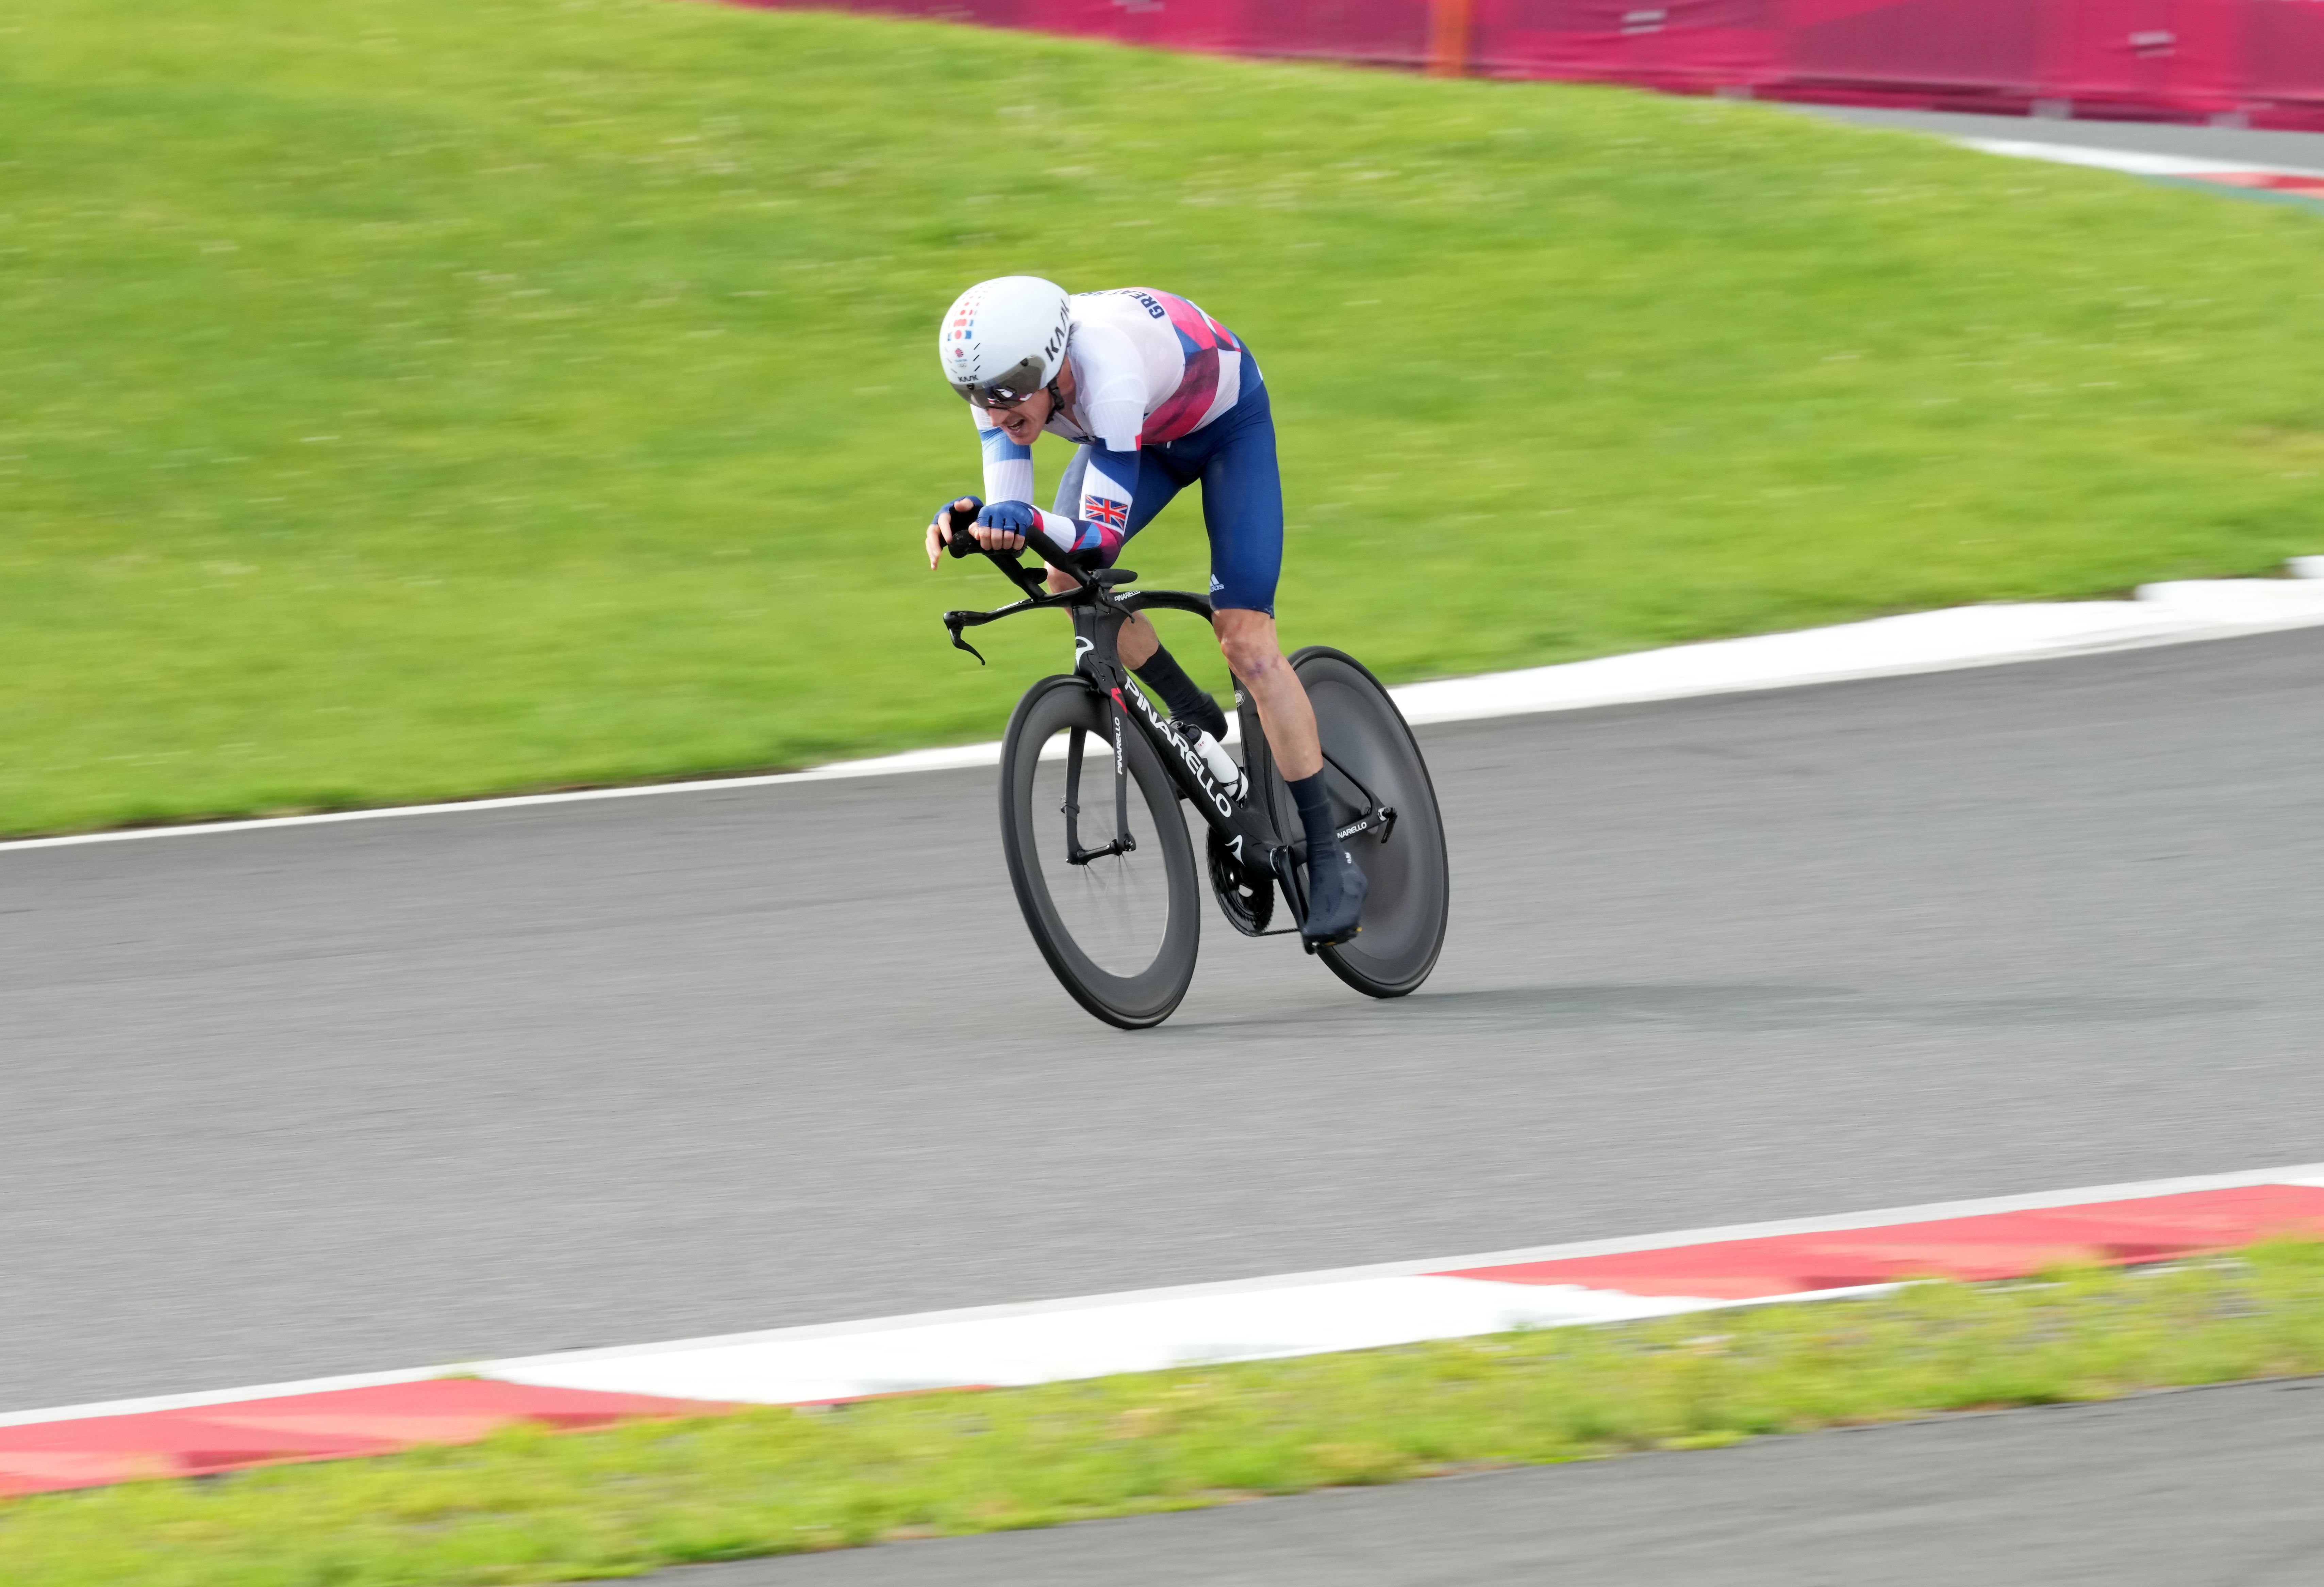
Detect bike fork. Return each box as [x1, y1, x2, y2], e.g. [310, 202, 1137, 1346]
[1060, 606, 1138, 867]
[1061, 719, 1136, 866]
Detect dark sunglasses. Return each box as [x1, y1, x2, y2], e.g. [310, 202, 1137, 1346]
[950, 354, 1050, 409]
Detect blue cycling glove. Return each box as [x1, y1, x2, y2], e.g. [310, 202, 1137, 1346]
[932, 494, 982, 538]
[974, 501, 1038, 538]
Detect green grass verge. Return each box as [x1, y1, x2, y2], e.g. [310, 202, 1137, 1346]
[9, 1, 2324, 835]
[5, 1243, 2323, 1583]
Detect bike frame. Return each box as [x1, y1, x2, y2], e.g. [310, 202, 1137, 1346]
[942, 529, 1395, 938]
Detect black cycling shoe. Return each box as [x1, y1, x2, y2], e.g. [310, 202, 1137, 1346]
[1300, 841, 1368, 946]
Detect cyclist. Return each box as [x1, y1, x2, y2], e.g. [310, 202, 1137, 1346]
[923, 275, 1365, 945]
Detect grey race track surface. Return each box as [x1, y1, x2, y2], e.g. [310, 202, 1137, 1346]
[1795, 102, 2324, 166]
[10, 629, 2324, 1412]
[667, 1377, 2324, 1587]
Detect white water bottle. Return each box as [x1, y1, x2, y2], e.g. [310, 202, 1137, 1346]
[1192, 731, 1246, 802]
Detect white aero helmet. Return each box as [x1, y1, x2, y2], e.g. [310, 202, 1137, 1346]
[939, 276, 1071, 406]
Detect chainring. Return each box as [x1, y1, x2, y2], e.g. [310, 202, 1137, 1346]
[1206, 825, 1275, 936]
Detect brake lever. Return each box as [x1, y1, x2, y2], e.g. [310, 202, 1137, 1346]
[942, 612, 987, 665]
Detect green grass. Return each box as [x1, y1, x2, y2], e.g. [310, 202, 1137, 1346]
[5, 1243, 2323, 1584]
[8, 1, 2324, 835]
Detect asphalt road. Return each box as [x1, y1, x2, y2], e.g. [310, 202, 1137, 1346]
[1797, 102, 2324, 167]
[677, 1378, 2324, 1587]
[10, 627, 2324, 1413]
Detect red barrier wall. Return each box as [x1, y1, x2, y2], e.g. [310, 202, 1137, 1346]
[1771, 0, 2048, 102]
[2220, 0, 2324, 121]
[1471, 1, 1784, 94]
[751, 1, 2324, 127]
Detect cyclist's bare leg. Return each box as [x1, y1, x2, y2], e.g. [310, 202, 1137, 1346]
[1218, 607, 1355, 937]
[1043, 572, 1305, 768]
[1214, 609, 1321, 781]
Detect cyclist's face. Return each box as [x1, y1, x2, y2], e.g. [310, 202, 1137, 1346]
[987, 387, 1051, 446]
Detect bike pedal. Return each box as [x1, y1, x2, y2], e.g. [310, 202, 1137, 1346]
[1298, 923, 1361, 953]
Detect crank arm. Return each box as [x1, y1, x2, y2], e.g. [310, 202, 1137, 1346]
[1267, 844, 1314, 953]
[1334, 805, 1397, 844]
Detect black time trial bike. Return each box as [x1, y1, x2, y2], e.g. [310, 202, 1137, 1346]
[940, 512, 1449, 1029]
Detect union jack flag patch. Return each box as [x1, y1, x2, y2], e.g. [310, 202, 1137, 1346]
[1082, 495, 1130, 531]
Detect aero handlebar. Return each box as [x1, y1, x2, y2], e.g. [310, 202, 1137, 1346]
[936, 503, 1201, 664]
[942, 503, 1088, 580]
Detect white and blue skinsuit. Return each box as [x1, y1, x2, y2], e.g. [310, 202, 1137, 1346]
[969, 287, 1286, 615]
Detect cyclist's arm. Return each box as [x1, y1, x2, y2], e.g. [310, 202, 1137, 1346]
[965, 328, 1149, 560]
[965, 405, 1088, 554]
[985, 441, 1137, 562]
[1051, 444, 1090, 523]
[1054, 443, 1137, 561]
[1031, 326, 1148, 560]
[974, 405, 1036, 507]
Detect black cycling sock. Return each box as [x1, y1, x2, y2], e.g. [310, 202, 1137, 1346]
[1286, 769, 1342, 860]
[1132, 646, 1229, 741]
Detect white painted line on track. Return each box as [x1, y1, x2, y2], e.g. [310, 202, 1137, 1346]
[1386, 591, 2324, 727]
[1956, 136, 2324, 182]
[0, 759, 986, 856]
[9, 1160, 2319, 1427]
[7, 577, 2324, 856]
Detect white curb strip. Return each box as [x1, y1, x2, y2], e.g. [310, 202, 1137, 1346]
[477, 1160, 2324, 1406]
[9, 1160, 2319, 1429]
[5, 575, 2323, 856]
[487, 1279, 1722, 1405]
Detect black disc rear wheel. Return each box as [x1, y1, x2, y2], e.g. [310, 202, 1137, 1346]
[1279, 647, 1449, 998]
[1000, 675, 1201, 1028]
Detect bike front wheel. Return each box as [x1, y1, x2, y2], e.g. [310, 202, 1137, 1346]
[1000, 675, 1202, 1029]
